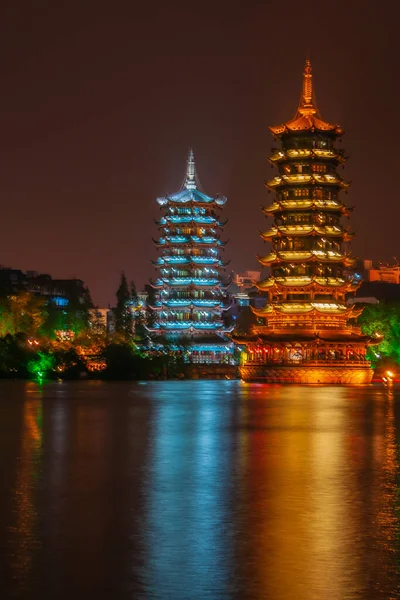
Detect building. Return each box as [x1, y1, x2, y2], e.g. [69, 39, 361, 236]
[89, 308, 109, 330]
[235, 60, 373, 384]
[233, 270, 261, 289]
[147, 150, 234, 364]
[27, 273, 88, 306]
[0, 267, 28, 295]
[0, 267, 90, 308]
[368, 263, 400, 284]
[353, 281, 400, 303]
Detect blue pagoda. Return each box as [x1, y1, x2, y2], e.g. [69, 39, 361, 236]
[148, 150, 234, 364]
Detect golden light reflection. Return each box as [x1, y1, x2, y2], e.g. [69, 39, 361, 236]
[234, 385, 400, 599]
[372, 390, 400, 593]
[309, 389, 366, 596]
[10, 391, 43, 592]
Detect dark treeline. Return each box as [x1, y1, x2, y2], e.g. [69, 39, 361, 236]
[0, 272, 188, 381]
[0, 270, 398, 380]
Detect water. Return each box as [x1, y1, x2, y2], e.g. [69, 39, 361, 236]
[0, 380, 399, 600]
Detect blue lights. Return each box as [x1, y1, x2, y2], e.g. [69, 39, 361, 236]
[191, 236, 217, 244]
[164, 257, 189, 264]
[163, 300, 192, 307]
[193, 216, 216, 224]
[167, 236, 190, 243]
[192, 322, 223, 329]
[155, 321, 223, 330]
[51, 296, 69, 307]
[150, 155, 231, 360]
[192, 345, 234, 352]
[162, 278, 220, 286]
[167, 216, 193, 223]
[191, 257, 219, 265]
[159, 322, 192, 329]
[192, 300, 221, 307]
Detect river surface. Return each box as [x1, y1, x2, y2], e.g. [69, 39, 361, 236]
[0, 380, 400, 599]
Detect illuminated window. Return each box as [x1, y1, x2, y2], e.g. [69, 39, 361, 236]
[312, 164, 327, 173]
[293, 188, 309, 198]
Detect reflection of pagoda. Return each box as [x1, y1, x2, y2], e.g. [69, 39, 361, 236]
[237, 60, 373, 383]
[147, 150, 234, 364]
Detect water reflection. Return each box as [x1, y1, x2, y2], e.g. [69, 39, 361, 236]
[1, 381, 400, 599]
[371, 388, 400, 597]
[10, 383, 43, 594]
[143, 381, 235, 600]
[234, 385, 400, 600]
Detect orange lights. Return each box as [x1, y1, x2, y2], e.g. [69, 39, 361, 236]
[86, 360, 107, 372]
[383, 370, 395, 385]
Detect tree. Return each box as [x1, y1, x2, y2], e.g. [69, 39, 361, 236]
[358, 302, 400, 365]
[1, 292, 47, 337]
[130, 280, 138, 302]
[67, 286, 94, 334]
[234, 306, 257, 335]
[144, 283, 157, 328]
[103, 341, 139, 379]
[0, 334, 30, 377]
[27, 351, 56, 380]
[115, 272, 133, 338]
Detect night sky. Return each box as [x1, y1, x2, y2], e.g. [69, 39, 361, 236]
[1, 0, 398, 306]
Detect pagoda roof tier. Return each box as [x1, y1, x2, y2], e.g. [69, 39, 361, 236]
[155, 216, 226, 227]
[252, 303, 362, 318]
[191, 256, 229, 265]
[257, 250, 356, 267]
[156, 302, 231, 312]
[158, 284, 225, 293]
[145, 334, 233, 345]
[160, 277, 221, 287]
[269, 60, 343, 137]
[159, 265, 218, 275]
[263, 200, 352, 215]
[234, 332, 371, 345]
[255, 276, 359, 291]
[153, 257, 227, 267]
[147, 322, 234, 333]
[153, 236, 228, 247]
[270, 116, 343, 137]
[148, 279, 163, 289]
[269, 148, 346, 164]
[260, 225, 353, 240]
[266, 174, 350, 190]
[156, 299, 225, 308]
[157, 190, 226, 207]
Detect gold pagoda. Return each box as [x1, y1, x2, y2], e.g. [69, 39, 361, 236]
[237, 60, 373, 384]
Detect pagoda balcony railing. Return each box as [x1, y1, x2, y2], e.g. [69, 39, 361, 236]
[254, 325, 364, 334]
[245, 359, 371, 367]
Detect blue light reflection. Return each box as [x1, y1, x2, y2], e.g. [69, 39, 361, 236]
[142, 381, 236, 600]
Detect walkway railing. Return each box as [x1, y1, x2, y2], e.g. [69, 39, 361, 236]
[246, 359, 371, 367]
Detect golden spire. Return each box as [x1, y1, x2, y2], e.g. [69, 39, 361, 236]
[298, 59, 316, 115]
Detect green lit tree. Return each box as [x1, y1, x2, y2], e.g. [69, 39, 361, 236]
[27, 351, 56, 380]
[358, 302, 400, 365]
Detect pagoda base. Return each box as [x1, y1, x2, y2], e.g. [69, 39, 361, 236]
[239, 363, 373, 384]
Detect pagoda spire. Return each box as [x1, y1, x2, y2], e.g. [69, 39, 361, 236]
[184, 148, 197, 190]
[298, 58, 317, 115]
[270, 59, 342, 136]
